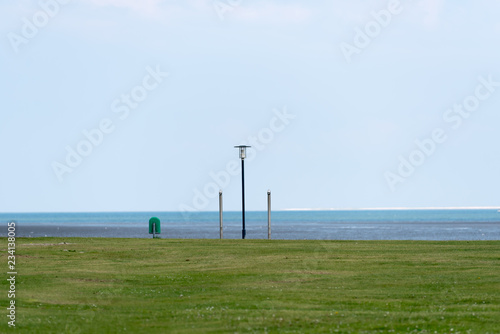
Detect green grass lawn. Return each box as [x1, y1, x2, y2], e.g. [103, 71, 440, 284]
[2, 238, 500, 333]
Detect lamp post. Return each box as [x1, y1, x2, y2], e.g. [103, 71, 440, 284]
[235, 145, 251, 239]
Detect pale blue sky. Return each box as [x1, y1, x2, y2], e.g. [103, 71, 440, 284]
[1, 0, 499, 212]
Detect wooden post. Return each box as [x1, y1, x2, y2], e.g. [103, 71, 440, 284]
[267, 190, 271, 240]
[219, 190, 223, 239]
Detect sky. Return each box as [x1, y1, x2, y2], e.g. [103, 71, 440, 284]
[1, 0, 500, 212]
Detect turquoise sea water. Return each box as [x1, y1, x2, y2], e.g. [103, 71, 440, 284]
[1, 209, 500, 240]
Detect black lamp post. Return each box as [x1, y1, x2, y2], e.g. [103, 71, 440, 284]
[234, 145, 251, 239]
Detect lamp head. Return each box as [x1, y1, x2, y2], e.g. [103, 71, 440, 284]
[234, 145, 251, 159]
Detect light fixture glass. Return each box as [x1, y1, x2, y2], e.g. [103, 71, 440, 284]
[234, 145, 251, 160]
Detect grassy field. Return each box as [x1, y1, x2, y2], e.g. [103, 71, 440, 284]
[2, 238, 500, 333]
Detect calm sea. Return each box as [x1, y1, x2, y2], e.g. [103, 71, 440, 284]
[1, 209, 500, 240]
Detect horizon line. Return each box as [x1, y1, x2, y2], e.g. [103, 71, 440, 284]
[283, 206, 500, 211]
[2, 206, 500, 214]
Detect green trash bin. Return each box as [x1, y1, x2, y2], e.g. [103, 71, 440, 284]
[149, 217, 161, 236]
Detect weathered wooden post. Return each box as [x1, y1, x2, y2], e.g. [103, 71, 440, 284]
[267, 190, 271, 240]
[219, 190, 223, 239]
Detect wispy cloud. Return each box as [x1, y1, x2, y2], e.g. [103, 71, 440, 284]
[84, 0, 166, 18]
[85, 0, 161, 11]
[82, 0, 213, 19]
[231, 3, 313, 24]
[81, 0, 313, 24]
